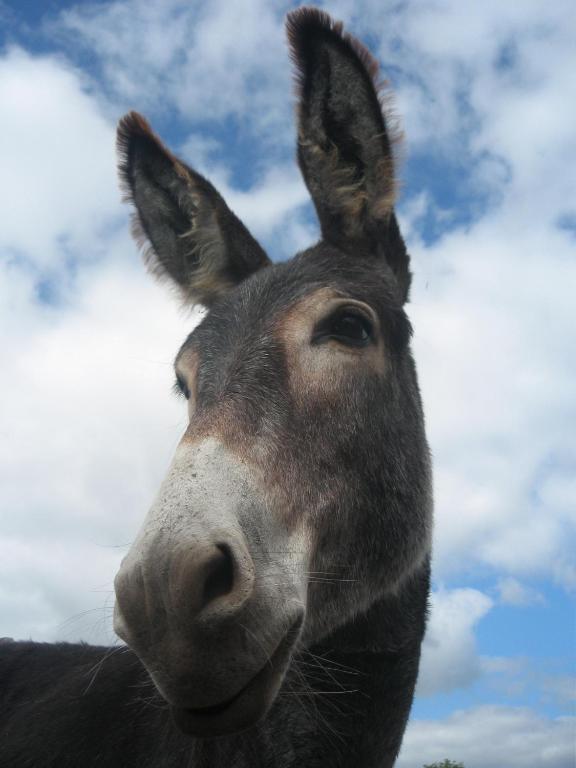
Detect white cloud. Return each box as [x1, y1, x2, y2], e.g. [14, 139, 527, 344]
[0, 245, 196, 643]
[195, 160, 314, 254]
[58, 0, 292, 139]
[410, 215, 576, 586]
[497, 577, 544, 607]
[54, 0, 316, 261]
[417, 588, 493, 696]
[0, 47, 121, 269]
[0, 43, 200, 638]
[480, 656, 575, 710]
[397, 705, 575, 768]
[542, 676, 576, 708]
[220, 165, 310, 241]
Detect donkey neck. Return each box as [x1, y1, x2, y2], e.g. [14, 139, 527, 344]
[315, 559, 430, 655]
[191, 562, 430, 768]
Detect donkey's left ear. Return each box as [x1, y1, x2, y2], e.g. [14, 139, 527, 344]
[117, 112, 270, 307]
[287, 9, 410, 301]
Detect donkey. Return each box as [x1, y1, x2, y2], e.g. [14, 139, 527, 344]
[0, 8, 431, 768]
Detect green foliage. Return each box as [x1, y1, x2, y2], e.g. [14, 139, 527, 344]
[423, 761, 465, 768]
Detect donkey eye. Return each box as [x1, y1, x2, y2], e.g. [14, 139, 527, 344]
[173, 374, 190, 400]
[313, 308, 374, 348]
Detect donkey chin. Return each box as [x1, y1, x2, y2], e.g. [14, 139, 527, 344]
[113, 439, 308, 738]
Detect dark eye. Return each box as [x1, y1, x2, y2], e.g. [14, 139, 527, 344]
[313, 308, 374, 348]
[173, 374, 190, 400]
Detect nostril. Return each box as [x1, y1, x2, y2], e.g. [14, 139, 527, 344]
[201, 543, 235, 609]
[168, 539, 254, 621]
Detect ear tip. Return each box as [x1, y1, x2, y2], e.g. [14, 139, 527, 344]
[116, 111, 154, 146]
[116, 112, 154, 200]
[116, 111, 170, 192]
[285, 7, 341, 57]
[286, 7, 381, 90]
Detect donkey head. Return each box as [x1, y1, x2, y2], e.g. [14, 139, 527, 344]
[113, 9, 431, 738]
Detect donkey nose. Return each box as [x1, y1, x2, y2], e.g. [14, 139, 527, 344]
[114, 536, 255, 644]
[168, 541, 254, 620]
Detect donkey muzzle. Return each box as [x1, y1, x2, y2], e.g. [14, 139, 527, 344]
[113, 439, 306, 736]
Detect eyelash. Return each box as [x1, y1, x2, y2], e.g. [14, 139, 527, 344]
[312, 307, 375, 348]
[173, 375, 190, 400]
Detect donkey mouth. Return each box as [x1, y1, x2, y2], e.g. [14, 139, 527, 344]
[170, 620, 301, 738]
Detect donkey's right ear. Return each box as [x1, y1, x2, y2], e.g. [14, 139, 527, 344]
[287, 10, 411, 302]
[117, 112, 270, 307]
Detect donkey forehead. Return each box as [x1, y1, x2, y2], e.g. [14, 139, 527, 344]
[176, 245, 403, 363]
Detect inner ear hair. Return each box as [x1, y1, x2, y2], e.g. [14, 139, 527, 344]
[286, 8, 403, 238]
[117, 111, 270, 307]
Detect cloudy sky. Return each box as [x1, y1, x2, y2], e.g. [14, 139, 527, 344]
[0, 0, 574, 765]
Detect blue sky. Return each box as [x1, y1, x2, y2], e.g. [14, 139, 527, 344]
[0, 1, 574, 765]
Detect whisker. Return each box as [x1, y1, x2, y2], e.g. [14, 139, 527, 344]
[82, 644, 127, 695]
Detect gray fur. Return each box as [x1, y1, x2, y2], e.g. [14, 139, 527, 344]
[0, 9, 432, 767]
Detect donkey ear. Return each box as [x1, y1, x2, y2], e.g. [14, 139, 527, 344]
[287, 9, 410, 301]
[117, 112, 271, 307]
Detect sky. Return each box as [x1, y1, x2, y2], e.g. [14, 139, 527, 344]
[0, 0, 574, 765]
